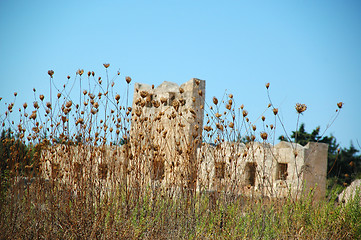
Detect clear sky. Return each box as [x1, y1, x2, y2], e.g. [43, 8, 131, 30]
[0, 0, 360, 148]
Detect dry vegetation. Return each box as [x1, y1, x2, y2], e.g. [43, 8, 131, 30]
[0, 64, 360, 239]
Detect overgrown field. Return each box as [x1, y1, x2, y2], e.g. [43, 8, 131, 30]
[1, 65, 360, 239]
[1, 179, 361, 239]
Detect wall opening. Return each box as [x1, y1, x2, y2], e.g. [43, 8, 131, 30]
[168, 93, 176, 106]
[51, 163, 60, 179]
[146, 94, 153, 107]
[276, 163, 288, 180]
[74, 162, 83, 181]
[215, 161, 225, 179]
[151, 159, 165, 180]
[245, 162, 257, 186]
[98, 163, 108, 180]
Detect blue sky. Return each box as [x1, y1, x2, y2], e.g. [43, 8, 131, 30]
[0, 0, 360, 148]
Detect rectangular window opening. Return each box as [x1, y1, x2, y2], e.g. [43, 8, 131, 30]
[215, 161, 226, 179]
[74, 162, 83, 181]
[277, 163, 288, 180]
[245, 162, 257, 186]
[146, 94, 153, 107]
[98, 163, 108, 180]
[168, 93, 176, 106]
[152, 159, 165, 180]
[51, 163, 60, 179]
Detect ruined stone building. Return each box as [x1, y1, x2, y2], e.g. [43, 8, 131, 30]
[41, 78, 328, 200]
[129, 78, 206, 189]
[198, 141, 328, 200]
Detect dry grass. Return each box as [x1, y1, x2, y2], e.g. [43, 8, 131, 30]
[0, 65, 359, 239]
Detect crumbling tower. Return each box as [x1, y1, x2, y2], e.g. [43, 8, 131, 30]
[130, 78, 205, 188]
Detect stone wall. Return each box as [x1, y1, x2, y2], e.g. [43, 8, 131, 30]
[40, 78, 329, 200]
[198, 141, 328, 200]
[130, 78, 205, 189]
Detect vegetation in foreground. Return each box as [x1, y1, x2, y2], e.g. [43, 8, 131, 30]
[0, 65, 360, 239]
[0, 180, 360, 239]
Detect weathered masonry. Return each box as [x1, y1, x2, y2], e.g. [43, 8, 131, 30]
[41, 78, 328, 200]
[130, 78, 206, 189]
[198, 141, 328, 200]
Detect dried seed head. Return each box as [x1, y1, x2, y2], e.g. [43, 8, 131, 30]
[216, 123, 224, 131]
[103, 63, 110, 68]
[179, 87, 184, 94]
[273, 108, 278, 115]
[14, 92, 17, 97]
[229, 94, 233, 98]
[30, 111, 37, 120]
[270, 124, 274, 130]
[252, 125, 256, 131]
[160, 97, 167, 104]
[198, 90, 202, 96]
[260, 132, 268, 140]
[337, 102, 343, 109]
[265, 83, 270, 89]
[262, 116, 265, 121]
[67, 75, 70, 79]
[242, 110, 248, 117]
[7, 103, 14, 112]
[125, 76, 132, 84]
[172, 100, 180, 111]
[179, 98, 186, 106]
[83, 90, 87, 95]
[295, 103, 307, 114]
[115, 94, 120, 101]
[140, 91, 148, 98]
[87, 71, 91, 77]
[66, 101, 72, 108]
[251, 135, 255, 141]
[33, 101, 39, 109]
[23, 103, 27, 109]
[229, 122, 234, 128]
[77, 69, 84, 76]
[240, 104, 244, 110]
[203, 126, 213, 132]
[195, 79, 200, 85]
[46, 102, 51, 109]
[268, 103, 271, 108]
[213, 97, 218, 105]
[48, 70, 54, 78]
[92, 71, 95, 76]
[39, 95, 44, 101]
